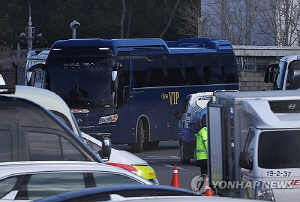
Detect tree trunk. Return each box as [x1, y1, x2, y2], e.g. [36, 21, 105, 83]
[120, 0, 126, 39]
[160, 0, 180, 38]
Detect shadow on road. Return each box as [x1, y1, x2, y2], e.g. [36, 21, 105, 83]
[113, 140, 179, 153]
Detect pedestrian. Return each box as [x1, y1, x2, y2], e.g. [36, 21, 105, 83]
[195, 113, 208, 175]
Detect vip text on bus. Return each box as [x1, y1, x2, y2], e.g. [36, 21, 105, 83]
[28, 38, 239, 152]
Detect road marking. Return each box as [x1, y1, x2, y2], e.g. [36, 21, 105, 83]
[146, 160, 157, 163]
[145, 156, 180, 159]
[170, 156, 180, 159]
[146, 156, 156, 158]
[162, 164, 188, 170]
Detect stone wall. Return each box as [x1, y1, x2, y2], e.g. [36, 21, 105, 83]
[238, 71, 273, 91]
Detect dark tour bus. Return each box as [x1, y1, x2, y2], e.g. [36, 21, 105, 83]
[27, 38, 239, 152]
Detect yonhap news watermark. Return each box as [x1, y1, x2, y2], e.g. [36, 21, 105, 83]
[191, 175, 300, 192]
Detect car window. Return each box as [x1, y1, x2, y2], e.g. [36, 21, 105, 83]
[20, 173, 86, 200]
[0, 131, 12, 162]
[0, 177, 17, 198]
[51, 110, 73, 129]
[61, 138, 87, 161]
[93, 172, 142, 186]
[27, 132, 86, 161]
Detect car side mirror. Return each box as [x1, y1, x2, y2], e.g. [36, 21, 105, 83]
[172, 110, 181, 120]
[98, 137, 111, 161]
[239, 152, 253, 170]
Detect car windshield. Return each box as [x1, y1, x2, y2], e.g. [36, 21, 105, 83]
[46, 56, 114, 109]
[258, 130, 300, 168]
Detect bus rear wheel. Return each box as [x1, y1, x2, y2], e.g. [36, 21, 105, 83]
[132, 119, 145, 153]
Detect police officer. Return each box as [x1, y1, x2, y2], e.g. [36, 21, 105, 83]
[195, 113, 208, 175]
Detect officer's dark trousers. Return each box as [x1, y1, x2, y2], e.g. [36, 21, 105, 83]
[195, 159, 208, 175]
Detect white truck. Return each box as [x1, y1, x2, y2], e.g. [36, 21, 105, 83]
[207, 90, 300, 202]
[265, 55, 300, 90]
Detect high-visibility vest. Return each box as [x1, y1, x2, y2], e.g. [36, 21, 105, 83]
[195, 127, 208, 160]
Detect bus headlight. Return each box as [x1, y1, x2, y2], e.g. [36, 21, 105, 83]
[99, 114, 118, 125]
[255, 181, 275, 201]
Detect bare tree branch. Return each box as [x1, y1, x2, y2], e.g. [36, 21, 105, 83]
[160, 0, 180, 38]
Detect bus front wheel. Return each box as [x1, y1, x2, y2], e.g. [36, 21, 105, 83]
[132, 119, 145, 153]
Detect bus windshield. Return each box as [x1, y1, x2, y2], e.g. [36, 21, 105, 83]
[46, 57, 115, 109]
[276, 61, 287, 90]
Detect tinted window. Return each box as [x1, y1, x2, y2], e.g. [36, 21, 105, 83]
[22, 173, 86, 200]
[0, 131, 12, 162]
[46, 57, 114, 108]
[61, 138, 86, 161]
[131, 53, 238, 88]
[27, 132, 61, 161]
[93, 173, 141, 186]
[286, 60, 300, 89]
[0, 177, 17, 198]
[258, 130, 300, 168]
[27, 132, 86, 161]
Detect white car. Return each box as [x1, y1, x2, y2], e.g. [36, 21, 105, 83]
[0, 161, 152, 201]
[82, 132, 158, 184]
[5, 85, 158, 184]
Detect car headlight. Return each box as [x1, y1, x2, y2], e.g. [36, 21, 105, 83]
[98, 114, 118, 125]
[255, 181, 275, 201]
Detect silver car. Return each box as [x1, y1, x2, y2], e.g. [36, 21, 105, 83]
[0, 161, 152, 201]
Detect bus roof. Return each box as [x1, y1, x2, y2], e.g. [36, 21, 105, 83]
[51, 38, 167, 48]
[167, 38, 234, 53]
[50, 38, 234, 55]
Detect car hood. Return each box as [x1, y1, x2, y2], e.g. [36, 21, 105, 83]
[109, 149, 148, 166]
[81, 132, 147, 166]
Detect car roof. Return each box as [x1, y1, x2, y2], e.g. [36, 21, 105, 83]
[108, 195, 260, 202]
[36, 185, 198, 202]
[0, 161, 151, 184]
[3, 85, 80, 136]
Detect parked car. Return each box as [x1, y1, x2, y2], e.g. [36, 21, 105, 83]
[5, 85, 158, 183]
[36, 185, 260, 202]
[0, 87, 101, 163]
[36, 184, 199, 202]
[0, 161, 152, 201]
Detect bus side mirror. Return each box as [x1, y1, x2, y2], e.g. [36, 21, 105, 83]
[98, 137, 111, 161]
[239, 152, 253, 170]
[27, 63, 46, 87]
[264, 64, 279, 83]
[27, 71, 36, 86]
[111, 71, 119, 93]
[172, 110, 181, 120]
[271, 66, 279, 83]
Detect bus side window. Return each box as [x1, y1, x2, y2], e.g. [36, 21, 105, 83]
[149, 68, 166, 87]
[185, 67, 203, 85]
[203, 66, 211, 84]
[166, 68, 185, 86]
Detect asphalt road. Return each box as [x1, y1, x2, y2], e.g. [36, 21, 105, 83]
[113, 141, 201, 191]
